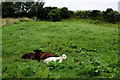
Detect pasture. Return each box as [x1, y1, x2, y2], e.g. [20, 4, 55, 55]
[2, 19, 119, 78]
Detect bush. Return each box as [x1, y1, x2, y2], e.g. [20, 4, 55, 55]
[73, 8, 120, 24]
[103, 8, 120, 23]
[60, 7, 70, 19]
[74, 11, 91, 19]
[89, 10, 101, 20]
[38, 7, 58, 20]
[74, 11, 86, 19]
[48, 9, 61, 22]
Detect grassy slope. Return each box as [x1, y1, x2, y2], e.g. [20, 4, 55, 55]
[2, 19, 119, 78]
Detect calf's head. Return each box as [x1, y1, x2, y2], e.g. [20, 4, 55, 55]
[33, 49, 42, 53]
[60, 54, 67, 60]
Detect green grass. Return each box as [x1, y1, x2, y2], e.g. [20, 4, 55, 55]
[2, 19, 119, 78]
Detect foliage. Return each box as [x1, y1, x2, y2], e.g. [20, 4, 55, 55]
[102, 8, 120, 23]
[74, 11, 90, 19]
[2, 1, 120, 23]
[2, 2, 71, 21]
[2, 19, 119, 78]
[39, 7, 58, 20]
[59, 7, 70, 19]
[29, 2, 45, 20]
[74, 8, 120, 24]
[89, 10, 101, 20]
[48, 9, 61, 22]
[2, 2, 16, 18]
[2, 1, 45, 19]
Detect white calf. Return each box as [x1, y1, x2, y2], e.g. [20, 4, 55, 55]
[43, 54, 67, 64]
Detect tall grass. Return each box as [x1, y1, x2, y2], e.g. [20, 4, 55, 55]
[1, 18, 32, 26]
[2, 19, 119, 78]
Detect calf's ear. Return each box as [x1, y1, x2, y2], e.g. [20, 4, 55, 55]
[33, 49, 42, 52]
[33, 50, 35, 52]
[33, 50, 36, 52]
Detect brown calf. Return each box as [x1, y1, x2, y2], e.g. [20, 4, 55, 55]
[33, 49, 58, 59]
[22, 49, 42, 62]
[22, 49, 58, 61]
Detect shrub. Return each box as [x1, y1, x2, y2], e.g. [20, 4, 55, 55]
[59, 7, 70, 19]
[38, 7, 58, 20]
[74, 11, 91, 19]
[89, 10, 101, 20]
[74, 11, 86, 19]
[103, 8, 120, 23]
[48, 9, 61, 22]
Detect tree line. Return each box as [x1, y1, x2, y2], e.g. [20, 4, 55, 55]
[1, 1, 120, 23]
[74, 9, 120, 24]
[2, 2, 73, 21]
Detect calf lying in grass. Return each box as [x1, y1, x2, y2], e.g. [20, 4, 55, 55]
[22, 49, 42, 62]
[22, 49, 58, 61]
[38, 50, 58, 59]
[43, 54, 67, 64]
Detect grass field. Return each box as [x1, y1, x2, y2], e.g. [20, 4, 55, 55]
[2, 19, 119, 78]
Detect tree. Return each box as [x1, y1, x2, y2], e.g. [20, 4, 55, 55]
[103, 8, 120, 23]
[74, 11, 91, 19]
[90, 10, 101, 20]
[39, 7, 57, 20]
[15, 1, 44, 19]
[2, 0, 45, 19]
[2, 2, 16, 18]
[68, 10, 73, 18]
[60, 7, 70, 19]
[31, 2, 45, 20]
[0, 3, 2, 18]
[48, 9, 61, 22]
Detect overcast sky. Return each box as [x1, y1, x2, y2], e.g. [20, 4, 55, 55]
[43, 0, 119, 11]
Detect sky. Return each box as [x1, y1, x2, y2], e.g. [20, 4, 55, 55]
[43, 0, 119, 11]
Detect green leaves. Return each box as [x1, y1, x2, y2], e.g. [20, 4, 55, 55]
[48, 9, 61, 22]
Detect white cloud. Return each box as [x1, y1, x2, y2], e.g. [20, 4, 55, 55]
[44, 0, 119, 11]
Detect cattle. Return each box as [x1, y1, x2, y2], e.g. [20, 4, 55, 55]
[40, 52, 58, 59]
[22, 49, 42, 62]
[22, 49, 58, 61]
[43, 54, 67, 64]
[33, 49, 58, 59]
